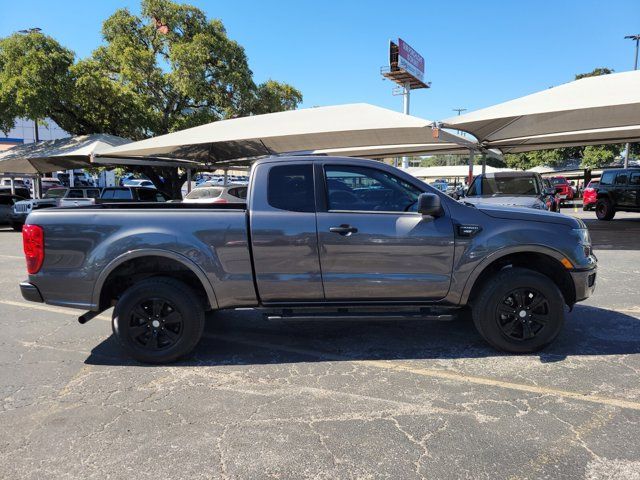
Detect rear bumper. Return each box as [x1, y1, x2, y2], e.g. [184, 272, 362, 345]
[20, 282, 43, 303]
[571, 267, 597, 303]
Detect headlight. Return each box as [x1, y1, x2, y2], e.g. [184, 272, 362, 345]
[572, 228, 591, 245]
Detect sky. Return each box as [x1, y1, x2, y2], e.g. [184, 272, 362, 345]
[1, 0, 639, 123]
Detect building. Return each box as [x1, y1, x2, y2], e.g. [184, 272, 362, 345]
[0, 118, 68, 152]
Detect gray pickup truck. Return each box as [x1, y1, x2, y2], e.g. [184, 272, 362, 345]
[19, 156, 597, 363]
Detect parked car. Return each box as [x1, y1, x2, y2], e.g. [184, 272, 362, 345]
[541, 178, 560, 212]
[549, 176, 574, 203]
[582, 181, 599, 211]
[19, 156, 597, 363]
[56, 172, 95, 187]
[0, 194, 26, 224]
[99, 186, 170, 202]
[183, 184, 248, 204]
[594, 168, 640, 220]
[464, 172, 559, 212]
[11, 187, 102, 231]
[122, 179, 156, 188]
[0, 186, 31, 199]
[40, 178, 62, 193]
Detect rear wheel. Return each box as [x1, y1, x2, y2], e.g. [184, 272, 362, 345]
[595, 197, 615, 220]
[112, 277, 205, 363]
[471, 267, 565, 353]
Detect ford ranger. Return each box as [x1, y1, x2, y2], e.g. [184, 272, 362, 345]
[19, 156, 597, 363]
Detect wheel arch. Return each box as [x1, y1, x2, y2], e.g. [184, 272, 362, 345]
[461, 246, 576, 307]
[92, 249, 218, 311]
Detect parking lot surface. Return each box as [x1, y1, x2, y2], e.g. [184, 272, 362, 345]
[1, 211, 640, 479]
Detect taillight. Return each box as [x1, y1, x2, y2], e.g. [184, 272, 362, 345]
[211, 198, 228, 203]
[22, 225, 44, 274]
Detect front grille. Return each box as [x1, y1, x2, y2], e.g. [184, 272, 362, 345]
[14, 203, 30, 214]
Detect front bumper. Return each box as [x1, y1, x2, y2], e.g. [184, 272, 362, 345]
[571, 267, 597, 303]
[20, 282, 44, 303]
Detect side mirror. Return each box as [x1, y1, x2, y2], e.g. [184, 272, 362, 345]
[417, 193, 442, 217]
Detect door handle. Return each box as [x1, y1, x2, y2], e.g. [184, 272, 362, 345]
[329, 224, 358, 236]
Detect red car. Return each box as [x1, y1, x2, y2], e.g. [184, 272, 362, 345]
[549, 176, 574, 203]
[582, 180, 599, 211]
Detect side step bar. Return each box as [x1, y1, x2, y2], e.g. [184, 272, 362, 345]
[263, 308, 457, 322]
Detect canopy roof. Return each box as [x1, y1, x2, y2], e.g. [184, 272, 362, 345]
[442, 70, 640, 153]
[0, 134, 131, 174]
[98, 103, 473, 164]
[404, 164, 514, 179]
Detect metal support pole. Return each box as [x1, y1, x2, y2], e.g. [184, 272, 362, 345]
[402, 81, 411, 169]
[223, 169, 228, 186]
[68, 169, 75, 187]
[186, 169, 192, 194]
[468, 149, 475, 186]
[34, 118, 39, 143]
[9, 177, 15, 196]
[624, 35, 640, 169]
[482, 158, 486, 175]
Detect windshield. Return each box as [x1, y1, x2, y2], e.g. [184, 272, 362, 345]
[550, 178, 567, 185]
[185, 187, 223, 200]
[470, 176, 540, 196]
[44, 188, 67, 199]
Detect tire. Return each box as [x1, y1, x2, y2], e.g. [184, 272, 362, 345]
[112, 277, 205, 363]
[595, 197, 615, 221]
[471, 267, 565, 353]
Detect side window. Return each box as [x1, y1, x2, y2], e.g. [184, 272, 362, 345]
[325, 165, 422, 213]
[155, 192, 168, 202]
[629, 173, 640, 186]
[113, 189, 132, 200]
[267, 165, 315, 212]
[67, 189, 84, 198]
[137, 188, 156, 201]
[86, 189, 101, 199]
[101, 189, 114, 199]
[600, 171, 616, 185]
[615, 173, 628, 185]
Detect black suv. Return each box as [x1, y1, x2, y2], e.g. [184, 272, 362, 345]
[595, 168, 640, 220]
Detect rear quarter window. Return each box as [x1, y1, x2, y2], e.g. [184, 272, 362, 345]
[267, 165, 315, 212]
[600, 171, 616, 185]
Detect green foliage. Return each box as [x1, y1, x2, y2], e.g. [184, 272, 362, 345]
[575, 67, 614, 80]
[581, 145, 620, 168]
[0, 0, 302, 197]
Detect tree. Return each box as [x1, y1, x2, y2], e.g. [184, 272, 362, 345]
[581, 144, 620, 168]
[0, 0, 302, 197]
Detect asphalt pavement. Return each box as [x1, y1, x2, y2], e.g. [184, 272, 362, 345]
[1, 211, 640, 479]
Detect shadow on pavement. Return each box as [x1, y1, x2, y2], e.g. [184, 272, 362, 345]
[85, 304, 640, 366]
[582, 217, 640, 251]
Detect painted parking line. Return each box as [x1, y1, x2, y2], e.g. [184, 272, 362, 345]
[3, 299, 640, 411]
[0, 254, 24, 260]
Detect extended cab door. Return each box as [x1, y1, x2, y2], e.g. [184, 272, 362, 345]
[249, 162, 324, 302]
[316, 163, 455, 301]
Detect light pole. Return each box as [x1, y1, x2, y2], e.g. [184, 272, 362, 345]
[624, 34, 639, 168]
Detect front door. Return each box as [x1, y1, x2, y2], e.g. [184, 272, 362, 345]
[316, 164, 455, 301]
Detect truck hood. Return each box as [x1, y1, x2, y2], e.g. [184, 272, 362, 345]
[475, 203, 583, 228]
[464, 195, 544, 210]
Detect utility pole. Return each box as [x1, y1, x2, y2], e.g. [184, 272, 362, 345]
[624, 34, 639, 168]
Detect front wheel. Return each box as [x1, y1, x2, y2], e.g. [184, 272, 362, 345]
[112, 277, 205, 363]
[471, 267, 565, 353]
[595, 197, 615, 220]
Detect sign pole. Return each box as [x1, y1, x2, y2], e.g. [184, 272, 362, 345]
[402, 81, 411, 169]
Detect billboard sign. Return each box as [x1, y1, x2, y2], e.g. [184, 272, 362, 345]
[397, 38, 425, 82]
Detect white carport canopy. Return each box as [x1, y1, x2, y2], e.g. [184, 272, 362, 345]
[0, 134, 131, 174]
[441, 70, 640, 153]
[97, 103, 474, 164]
